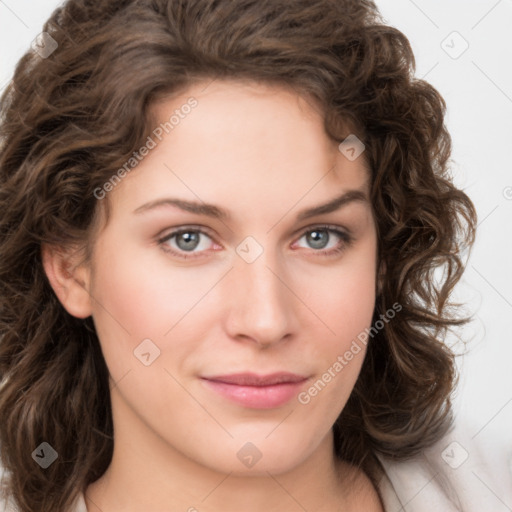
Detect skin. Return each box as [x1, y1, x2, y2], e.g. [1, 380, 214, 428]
[42, 80, 384, 511]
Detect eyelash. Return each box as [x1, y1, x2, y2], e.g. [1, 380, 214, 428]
[157, 224, 353, 260]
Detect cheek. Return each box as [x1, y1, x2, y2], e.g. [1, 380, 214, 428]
[297, 279, 374, 422]
[88, 237, 217, 378]
[303, 249, 377, 349]
[297, 246, 376, 403]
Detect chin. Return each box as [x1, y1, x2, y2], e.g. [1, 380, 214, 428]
[194, 436, 315, 477]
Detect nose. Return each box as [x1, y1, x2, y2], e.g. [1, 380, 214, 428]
[223, 246, 297, 348]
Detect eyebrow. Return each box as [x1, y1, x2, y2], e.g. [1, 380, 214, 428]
[132, 188, 368, 221]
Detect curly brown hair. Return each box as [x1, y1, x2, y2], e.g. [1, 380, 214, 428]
[0, 0, 477, 510]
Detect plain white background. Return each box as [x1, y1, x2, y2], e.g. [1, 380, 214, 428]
[1, 0, 511, 507]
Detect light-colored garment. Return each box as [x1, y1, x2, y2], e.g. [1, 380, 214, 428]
[375, 412, 512, 511]
[65, 474, 406, 511]
[1, 417, 511, 511]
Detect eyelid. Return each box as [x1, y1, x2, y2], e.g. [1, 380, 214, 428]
[157, 222, 352, 242]
[156, 223, 216, 239]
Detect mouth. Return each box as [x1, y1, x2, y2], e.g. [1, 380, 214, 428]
[200, 372, 309, 409]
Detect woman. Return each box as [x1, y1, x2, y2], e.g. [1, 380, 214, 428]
[0, 0, 477, 511]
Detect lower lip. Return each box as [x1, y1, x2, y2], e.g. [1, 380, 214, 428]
[201, 379, 306, 409]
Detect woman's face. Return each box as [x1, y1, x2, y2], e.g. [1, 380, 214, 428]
[85, 80, 378, 475]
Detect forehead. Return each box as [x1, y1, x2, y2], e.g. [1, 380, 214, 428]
[102, 79, 371, 225]
[149, 79, 352, 156]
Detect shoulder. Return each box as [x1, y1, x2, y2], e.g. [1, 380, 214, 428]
[376, 414, 512, 511]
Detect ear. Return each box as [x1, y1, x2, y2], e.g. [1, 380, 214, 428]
[41, 243, 93, 319]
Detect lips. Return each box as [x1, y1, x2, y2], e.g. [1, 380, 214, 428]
[200, 372, 309, 409]
[202, 372, 308, 386]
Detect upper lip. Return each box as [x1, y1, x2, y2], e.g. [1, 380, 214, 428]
[202, 372, 308, 386]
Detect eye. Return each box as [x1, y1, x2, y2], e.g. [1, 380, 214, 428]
[157, 224, 353, 260]
[293, 225, 353, 257]
[158, 227, 217, 259]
